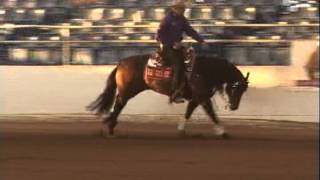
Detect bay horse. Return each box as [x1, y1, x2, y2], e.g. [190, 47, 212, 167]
[87, 54, 249, 137]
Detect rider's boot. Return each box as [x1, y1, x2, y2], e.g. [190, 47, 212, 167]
[170, 90, 185, 104]
[169, 77, 185, 104]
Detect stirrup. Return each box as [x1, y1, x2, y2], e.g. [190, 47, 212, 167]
[169, 92, 185, 104]
[171, 97, 185, 104]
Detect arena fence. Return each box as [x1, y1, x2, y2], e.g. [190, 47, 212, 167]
[0, 23, 318, 65]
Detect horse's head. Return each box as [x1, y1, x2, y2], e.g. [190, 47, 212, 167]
[225, 72, 249, 110]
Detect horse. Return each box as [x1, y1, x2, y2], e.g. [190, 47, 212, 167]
[87, 53, 249, 137]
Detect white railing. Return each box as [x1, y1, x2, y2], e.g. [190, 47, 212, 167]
[0, 23, 317, 44]
[0, 23, 318, 29]
[0, 39, 290, 44]
[0, 23, 317, 64]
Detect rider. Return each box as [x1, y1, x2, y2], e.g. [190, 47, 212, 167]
[156, 0, 205, 103]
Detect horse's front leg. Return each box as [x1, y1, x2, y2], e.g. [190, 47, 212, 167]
[201, 99, 229, 138]
[178, 100, 199, 136]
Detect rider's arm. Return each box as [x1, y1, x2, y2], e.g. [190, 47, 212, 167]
[183, 17, 204, 43]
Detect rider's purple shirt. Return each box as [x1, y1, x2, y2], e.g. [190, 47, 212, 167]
[156, 11, 204, 46]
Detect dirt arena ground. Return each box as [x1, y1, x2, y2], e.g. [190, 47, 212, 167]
[0, 117, 318, 180]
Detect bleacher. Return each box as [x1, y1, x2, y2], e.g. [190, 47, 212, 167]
[0, 0, 318, 65]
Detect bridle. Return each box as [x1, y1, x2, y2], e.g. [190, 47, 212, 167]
[217, 76, 249, 110]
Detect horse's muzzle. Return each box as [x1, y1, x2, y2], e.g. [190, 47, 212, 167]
[229, 103, 238, 111]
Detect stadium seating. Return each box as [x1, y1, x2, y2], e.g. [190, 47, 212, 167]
[0, 0, 318, 65]
[95, 48, 119, 64]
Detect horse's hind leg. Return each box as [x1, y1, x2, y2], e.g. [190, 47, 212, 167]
[201, 100, 228, 137]
[103, 95, 128, 136]
[178, 100, 198, 135]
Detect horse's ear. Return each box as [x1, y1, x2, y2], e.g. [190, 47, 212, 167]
[245, 72, 250, 81]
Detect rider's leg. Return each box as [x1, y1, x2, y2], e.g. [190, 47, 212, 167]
[169, 48, 185, 103]
[171, 58, 183, 91]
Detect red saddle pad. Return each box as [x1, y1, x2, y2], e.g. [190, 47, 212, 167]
[145, 66, 173, 80]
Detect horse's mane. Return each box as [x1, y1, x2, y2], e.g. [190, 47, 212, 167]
[194, 56, 244, 93]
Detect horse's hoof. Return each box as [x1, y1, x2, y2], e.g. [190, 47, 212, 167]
[100, 127, 115, 138]
[101, 131, 116, 139]
[104, 134, 116, 139]
[221, 133, 231, 139]
[178, 130, 187, 138]
[100, 128, 108, 137]
[102, 118, 110, 124]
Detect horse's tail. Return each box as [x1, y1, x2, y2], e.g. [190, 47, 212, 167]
[86, 67, 117, 115]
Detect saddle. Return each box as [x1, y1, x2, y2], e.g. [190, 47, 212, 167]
[144, 47, 196, 80]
